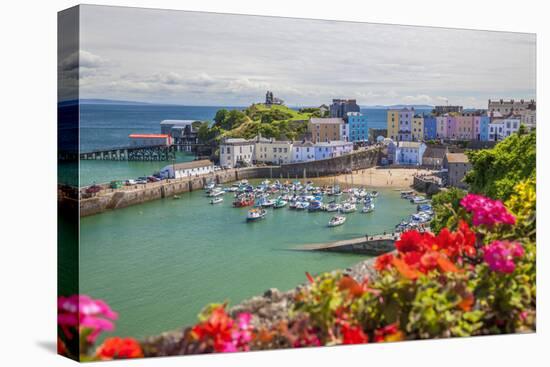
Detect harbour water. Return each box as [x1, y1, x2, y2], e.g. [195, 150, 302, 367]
[79, 183, 416, 341]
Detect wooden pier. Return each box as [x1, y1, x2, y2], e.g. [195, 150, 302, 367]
[295, 233, 400, 256]
[80, 145, 176, 161]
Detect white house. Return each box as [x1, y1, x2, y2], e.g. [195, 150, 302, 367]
[395, 141, 427, 165]
[314, 141, 353, 161]
[292, 141, 316, 163]
[219, 138, 255, 168]
[253, 135, 293, 164]
[159, 159, 214, 179]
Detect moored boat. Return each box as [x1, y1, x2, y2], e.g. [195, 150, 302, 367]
[326, 202, 340, 212]
[362, 202, 375, 213]
[273, 198, 288, 208]
[340, 202, 357, 213]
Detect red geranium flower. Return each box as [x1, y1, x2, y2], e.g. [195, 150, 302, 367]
[95, 337, 143, 360]
[341, 323, 368, 344]
[374, 253, 394, 272]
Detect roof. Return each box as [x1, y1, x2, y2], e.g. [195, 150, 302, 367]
[423, 146, 448, 159]
[294, 141, 315, 147]
[398, 141, 423, 148]
[129, 134, 170, 139]
[309, 117, 345, 124]
[222, 138, 253, 145]
[160, 120, 196, 126]
[166, 159, 213, 171]
[314, 141, 353, 147]
[445, 153, 469, 164]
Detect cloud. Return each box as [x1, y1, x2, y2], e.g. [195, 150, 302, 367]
[75, 5, 536, 108]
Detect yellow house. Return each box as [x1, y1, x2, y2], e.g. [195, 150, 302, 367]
[412, 115, 424, 141]
[386, 110, 399, 140]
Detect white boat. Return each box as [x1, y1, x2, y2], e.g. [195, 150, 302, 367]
[210, 197, 224, 204]
[273, 198, 288, 208]
[400, 190, 414, 198]
[362, 202, 375, 213]
[410, 196, 429, 204]
[207, 189, 225, 197]
[295, 201, 310, 210]
[328, 215, 346, 227]
[340, 202, 357, 213]
[260, 198, 276, 207]
[371, 191, 379, 198]
[326, 203, 341, 212]
[247, 208, 267, 221]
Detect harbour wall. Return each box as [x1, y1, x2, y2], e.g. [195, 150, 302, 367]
[76, 148, 382, 217]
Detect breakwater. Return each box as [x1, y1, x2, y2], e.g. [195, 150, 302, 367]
[295, 233, 397, 256]
[70, 147, 382, 217]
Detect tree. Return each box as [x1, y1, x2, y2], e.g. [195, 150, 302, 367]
[464, 131, 535, 201]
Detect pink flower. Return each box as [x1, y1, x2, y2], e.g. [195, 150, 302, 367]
[460, 194, 516, 227]
[58, 295, 118, 343]
[483, 241, 524, 273]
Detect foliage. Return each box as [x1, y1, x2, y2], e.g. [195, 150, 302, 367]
[430, 187, 467, 233]
[464, 131, 535, 200]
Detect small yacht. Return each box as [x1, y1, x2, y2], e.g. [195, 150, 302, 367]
[326, 202, 341, 212]
[340, 202, 357, 213]
[362, 202, 375, 213]
[328, 215, 346, 227]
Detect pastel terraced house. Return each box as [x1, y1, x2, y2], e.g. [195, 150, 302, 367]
[412, 114, 424, 141]
[386, 110, 400, 141]
[347, 112, 368, 142]
[423, 116, 437, 140]
[308, 117, 344, 143]
[253, 136, 293, 165]
[314, 141, 353, 160]
[395, 141, 427, 165]
[398, 108, 414, 141]
[292, 141, 316, 163]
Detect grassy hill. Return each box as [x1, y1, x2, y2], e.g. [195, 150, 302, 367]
[198, 103, 322, 143]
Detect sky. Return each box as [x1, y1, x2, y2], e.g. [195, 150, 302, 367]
[71, 5, 536, 108]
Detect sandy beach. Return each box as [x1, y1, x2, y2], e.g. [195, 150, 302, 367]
[315, 167, 437, 189]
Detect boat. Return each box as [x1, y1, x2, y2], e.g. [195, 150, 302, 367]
[400, 190, 414, 198]
[247, 208, 267, 221]
[410, 196, 429, 204]
[288, 200, 297, 209]
[326, 202, 341, 212]
[328, 215, 346, 227]
[204, 181, 216, 191]
[340, 202, 357, 213]
[308, 200, 323, 212]
[173, 195, 181, 200]
[273, 198, 288, 209]
[260, 198, 276, 207]
[295, 201, 310, 210]
[207, 189, 224, 197]
[371, 191, 379, 198]
[210, 197, 224, 204]
[233, 195, 255, 207]
[362, 202, 375, 213]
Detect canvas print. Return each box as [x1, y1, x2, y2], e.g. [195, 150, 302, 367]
[58, 5, 536, 362]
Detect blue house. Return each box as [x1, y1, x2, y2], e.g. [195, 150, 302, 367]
[480, 116, 490, 141]
[347, 112, 368, 142]
[423, 116, 437, 140]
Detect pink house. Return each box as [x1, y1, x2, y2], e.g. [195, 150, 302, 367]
[455, 116, 474, 140]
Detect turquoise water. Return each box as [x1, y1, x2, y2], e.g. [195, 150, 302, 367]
[79, 184, 415, 341]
